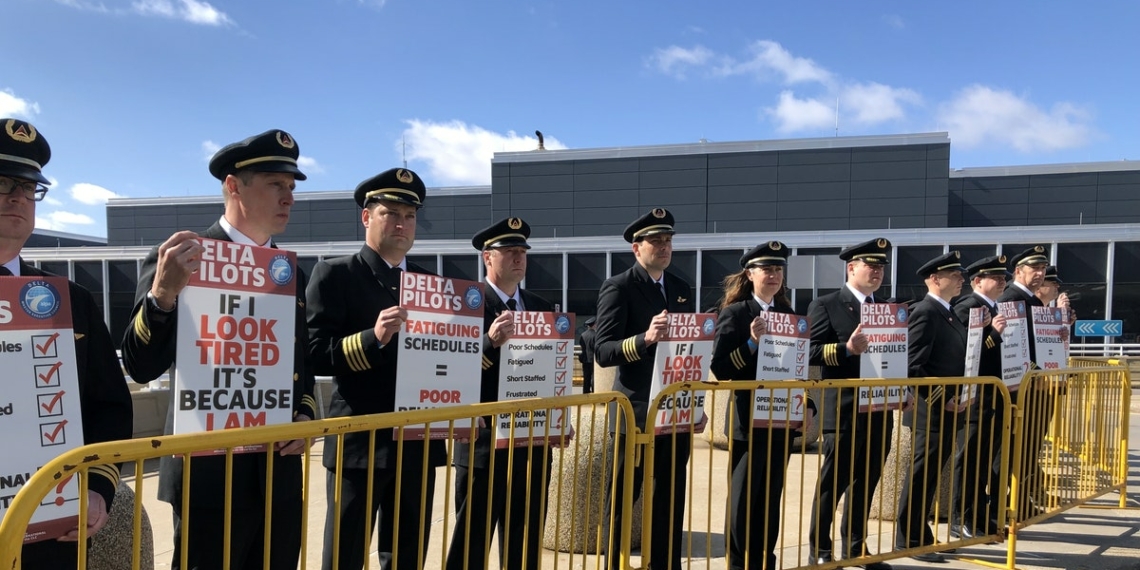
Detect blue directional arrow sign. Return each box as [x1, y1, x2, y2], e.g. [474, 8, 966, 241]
[1074, 320, 1123, 337]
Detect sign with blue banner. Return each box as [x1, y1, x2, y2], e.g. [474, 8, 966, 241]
[1074, 320, 1123, 337]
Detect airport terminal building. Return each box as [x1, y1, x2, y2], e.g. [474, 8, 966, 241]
[22, 132, 1140, 347]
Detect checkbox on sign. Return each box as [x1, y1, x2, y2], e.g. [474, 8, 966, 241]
[796, 365, 804, 376]
[796, 352, 805, 363]
[555, 385, 567, 396]
[797, 340, 806, 351]
[556, 370, 567, 383]
[557, 341, 569, 354]
[35, 362, 64, 387]
[41, 420, 68, 446]
[32, 333, 60, 358]
[556, 356, 567, 368]
[38, 391, 65, 417]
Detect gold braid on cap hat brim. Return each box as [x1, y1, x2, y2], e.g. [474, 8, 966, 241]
[0, 153, 43, 170]
[633, 224, 674, 239]
[1017, 255, 1048, 266]
[745, 256, 787, 267]
[936, 263, 963, 271]
[233, 155, 299, 170]
[483, 233, 527, 248]
[852, 253, 889, 263]
[364, 188, 422, 204]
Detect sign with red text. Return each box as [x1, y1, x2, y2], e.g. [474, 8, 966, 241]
[394, 273, 483, 439]
[858, 303, 909, 411]
[649, 313, 713, 435]
[0, 277, 85, 543]
[960, 307, 987, 405]
[174, 239, 296, 453]
[496, 311, 575, 447]
[998, 301, 1031, 391]
[1032, 306, 1070, 371]
[753, 311, 810, 428]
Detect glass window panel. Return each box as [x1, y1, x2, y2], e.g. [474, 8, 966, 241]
[108, 260, 138, 349]
[297, 256, 319, 280]
[567, 253, 605, 322]
[406, 255, 438, 274]
[701, 249, 744, 313]
[442, 255, 479, 281]
[894, 246, 943, 304]
[75, 261, 104, 315]
[950, 245, 998, 265]
[612, 252, 636, 276]
[40, 261, 68, 278]
[1056, 242, 1107, 283]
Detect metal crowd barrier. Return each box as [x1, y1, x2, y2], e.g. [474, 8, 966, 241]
[0, 367, 1131, 570]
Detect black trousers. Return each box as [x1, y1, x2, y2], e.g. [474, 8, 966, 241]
[809, 418, 892, 559]
[952, 404, 1001, 532]
[896, 409, 961, 548]
[170, 495, 302, 570]
[582, 364, 595, 394]
[603, 431, 691, 570]
[21, 539, 88, 570]
[322, 465, 437, 570]
[1008, 385, 1055, 519]
[446, 448, 551, 570]
[727, 428, 791, 570]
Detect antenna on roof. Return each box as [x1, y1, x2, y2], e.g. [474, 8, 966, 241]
[535, 130, 546, 151]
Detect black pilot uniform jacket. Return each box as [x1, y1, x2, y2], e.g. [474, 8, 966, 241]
[120, 222, 316, 508]
[905, 295, 967, 429]
[594, 263, 694, 430]
[305, 244, 446, 470]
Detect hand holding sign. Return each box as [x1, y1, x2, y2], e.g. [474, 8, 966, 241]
[373, 305, 407, 346]
[992, 313, 1007, 334]
[57, 491, 109, 542]
[488, 311, 514, 348]
[151, 231, 204, 310]
[846, 323, 868, 355]
[645, 310, 669, 345]
[274, 413, 311, 456]
[749, 316, 766, 346]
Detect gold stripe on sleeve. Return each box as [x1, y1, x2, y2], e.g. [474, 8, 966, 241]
[133, 310, 150, 345]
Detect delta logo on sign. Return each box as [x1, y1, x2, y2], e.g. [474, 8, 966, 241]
[1074, 320, 1123, 337]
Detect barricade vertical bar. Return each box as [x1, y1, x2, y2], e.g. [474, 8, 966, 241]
[263, 447, 275, 570]
[133, 458, 145, 570]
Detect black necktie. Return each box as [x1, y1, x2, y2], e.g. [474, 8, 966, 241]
[658, 282, 666, 300]
[506, 298, 518, 311]
[866, 296, 874, 304]
[0, 266, 10, 276]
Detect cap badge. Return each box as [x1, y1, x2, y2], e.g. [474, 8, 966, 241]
[999, 255, 1007, 263]
[770, 241, 782, 250]
[876, 238, 888, 248]
[953, 251, 960, 259]
[508, 217, 523, 230]
[5, 120, 36, 143]
[397, 169, 414, 184]
[275, 131, 295, 149]
[651, 208, 666, 219]
[1034, 245, 1044, 253]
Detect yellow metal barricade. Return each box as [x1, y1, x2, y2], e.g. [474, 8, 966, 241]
[0, 392, 637, 570]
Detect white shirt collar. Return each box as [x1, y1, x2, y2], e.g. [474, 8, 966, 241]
[975, 291, 997, 308]
[219, 216, 271, 248]
[1011, 281, 1034, 297]
[751, 293, 773, 312]
[0, 257, 19, 276]
[926, 292, 951, 311]
[383, 258, 407, 271]
[845, 282, 874, 303]
[487, 279, 522, 310]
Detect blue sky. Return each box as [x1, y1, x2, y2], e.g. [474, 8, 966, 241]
[6, 1, 1139, 237]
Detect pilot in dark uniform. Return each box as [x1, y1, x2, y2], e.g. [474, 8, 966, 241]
[446, 217, 555, 570]
[578, 317, 597, 394]
[711, 241, 812, 570]
[305, 167, 444, 570]
[0, 119, 133, 569]
[949, 255, 1009, 539]
[595, 208, 695, 570]
[894, 252, 967, 563]
[120, 129, 315, 569]
[806, 238, 893, 570]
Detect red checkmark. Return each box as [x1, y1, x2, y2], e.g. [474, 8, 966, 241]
[557, 341, 568, 353]
[43, 420, 68, 444]
[796, 365, 804, 376]
[38, 362, 63, 385]
[555, 385, 567, 396]
[35, 332, 60, 356]
[797, 340, 806, 350]
[556, 356, 567, 368]
[556, 370, 567, 382]
[797, 352, 805, 363]
[40, 391, 65, 414]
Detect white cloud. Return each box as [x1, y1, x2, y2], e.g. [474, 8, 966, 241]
[42, 195, 64, 207]
[36, 211, 96, 231]
[401, 120, 567, 186]
[69, 182, 124, 205]
[297, 155, 324, 174]
[765, 91, 835, 133]
[718, 40, 835, 86]
[53, 0, 110, 11]
[0, 90, 40, 118]
[201, 140, 220, 161]
[938, 85, 1093, 152]
[131, 0, 234, 25]
[841, 82, 922, 125]
[647, 45, 715, 79]
[358, 0, 387, 7]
